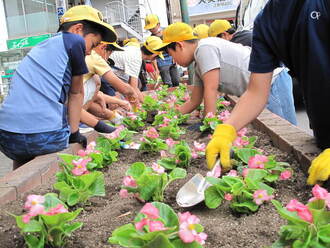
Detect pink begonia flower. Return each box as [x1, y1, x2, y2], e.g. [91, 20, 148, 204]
[176, 159, 181, 164]
[105, 125, 125, 139]
[77, 149, 87, 157]
[144, 128, 159, 139]
[280, 170, 292, 180]
[248, 155, 268, 169]
[237, 128, 248, 137]
[253, 189, 274, 205]
[149, 220, 167, 232]
[286, 199, 313, 223]
[72, 158, 91, 176]
[308, 185, 330, 208]
[140, 203, 160, 219]
[140, 137, 146, 142]
[24, 195, 45, 210]
[151, 94, 158, 100]
[206, 165, 221, 178]
[166, 138, 178, 148]
[183, 93, 190, 101]
[152, 163, 165, 174]
[173, 115, 178, 119]
[242, 168, 249, 178]
[135, 218, 149, 231]
[159, 117, 171, 128]
[123, 176, 137, 187]
[220, 100, 231, 107]
[224, 193, 233, 201]
[160, 150, 167, 157]
[127, 112, 137, 120]
[178, 212, 207, 244]
[193, 141, 206, 152]
[45, 204, 68, 216]
[218, 110, 231, 122]
[22, 213, 33, 223]
[167, 95, 177, 103]
[119, 189, 129, 198]
[227, 170, 238, 177]
[233, 137, 249, 148]
[205, 112, 215, 118]
[192, 151, 199, 159]
[158, 111, 167, 115]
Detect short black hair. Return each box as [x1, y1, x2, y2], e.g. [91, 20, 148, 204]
[216, 27, 236, 38]
[165, 39, 198, 52]
[141, 45, 154, 55]
[58, 20, 105, 37]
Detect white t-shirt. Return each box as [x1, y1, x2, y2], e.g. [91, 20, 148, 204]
[110, 46, 142, 80]
[193, 37, 283, 96]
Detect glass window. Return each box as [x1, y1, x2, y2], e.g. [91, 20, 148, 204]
[4, 0, 59, 39]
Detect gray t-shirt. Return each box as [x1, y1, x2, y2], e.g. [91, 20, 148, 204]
[193, 37, 283, 96]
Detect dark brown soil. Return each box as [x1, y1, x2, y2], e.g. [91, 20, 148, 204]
[0, 119, 311, 248]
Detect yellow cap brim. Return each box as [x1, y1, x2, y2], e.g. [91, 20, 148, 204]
[154, 42, 171, 51]
[101, 41, 124, 51]
[144, 23, 157, 30]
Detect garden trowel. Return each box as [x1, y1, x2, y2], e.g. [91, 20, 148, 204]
[176, 159, 220, 207]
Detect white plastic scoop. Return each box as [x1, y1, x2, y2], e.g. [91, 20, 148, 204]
[176, 160, 220, 207]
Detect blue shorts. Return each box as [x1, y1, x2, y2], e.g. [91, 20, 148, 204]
[0, 127, 69, 163]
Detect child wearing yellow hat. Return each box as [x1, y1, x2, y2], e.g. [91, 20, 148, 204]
[156, 22, 296, 129]
[0, 5, 117, 169]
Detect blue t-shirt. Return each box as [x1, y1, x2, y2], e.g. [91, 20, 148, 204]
[0, 32, 88, 133]
[157, 52, 173, 67]
[248, 0, 330, 148]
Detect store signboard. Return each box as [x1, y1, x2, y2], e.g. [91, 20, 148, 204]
[188, 0, 239, 16]
[7, 34, 51, 50]
[56, 0, 67, 20]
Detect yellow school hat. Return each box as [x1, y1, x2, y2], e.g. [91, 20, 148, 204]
[144, 14, 159, 30]
[193, 24, 209, 39]
[123, 37, 139, 46]
[60, 5, 117, 42]
[143, 36, 164, 59]
[155, 22, 199, 50]
[101, 41, 124, 51]
[208, 20, 232, 37]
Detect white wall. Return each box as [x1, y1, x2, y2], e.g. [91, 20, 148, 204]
[0, 0, 9, 52]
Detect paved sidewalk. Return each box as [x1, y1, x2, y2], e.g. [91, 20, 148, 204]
[0, 152, 12, 178]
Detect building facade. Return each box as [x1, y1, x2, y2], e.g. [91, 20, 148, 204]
[0, 0, 170, 99]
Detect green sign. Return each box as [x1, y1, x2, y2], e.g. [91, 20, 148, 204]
[7, 34, 51, 50]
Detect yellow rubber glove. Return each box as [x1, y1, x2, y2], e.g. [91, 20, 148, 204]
[206, 124, 237, 171]
[307, 149, 330, 185]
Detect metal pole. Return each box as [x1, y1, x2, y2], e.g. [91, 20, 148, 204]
[179, 0, 190, 23]
[179, 0, 193, 84]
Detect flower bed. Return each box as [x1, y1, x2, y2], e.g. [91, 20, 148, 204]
[0, 85, 314, 248]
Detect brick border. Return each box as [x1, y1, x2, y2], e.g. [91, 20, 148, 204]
[0, 96, 321, 205]
[226, 95, 320, 173]
[0, 131, 99, 205]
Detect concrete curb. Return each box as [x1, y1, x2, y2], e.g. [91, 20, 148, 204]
[226, 95, 320, 174]
[0, 131, 99, 205]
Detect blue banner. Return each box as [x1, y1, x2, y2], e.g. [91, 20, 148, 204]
[188, 0, 239, 16]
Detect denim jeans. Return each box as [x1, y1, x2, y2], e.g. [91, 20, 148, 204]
[0, 127, 69, 163]
[266, 69, 297, 125]
[159, 64, 180, 87]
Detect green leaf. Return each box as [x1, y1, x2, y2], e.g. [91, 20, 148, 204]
[143, 233, 174, 248]
[108, 223, 145, 247]
[246, 169, 268, 181]
[194, 224, 204, 233]
[127, 162, 146, 178]
[152, 202, 179, 228]
[137, 174, 160, 201]
[63, 222, 83, 234]
[169, 168, 187, 181]
[318, 224, 330, 243]
[41, 208, 82, 226]
[22, 220, 43, 233]
[205, 176, 221, 185]
[88, 172, 106, 197]
[25, 234, 45, 248]
[230, 200, 259, 213]
[58, 153, 77, 165]
[43, 193, 66, 211]
[205, 186, 223, 209]
[158, 158, 177, 170]
[171, 239, 203, 248]
[235, 148, 260, 164]
[67, 192, 79, 206]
